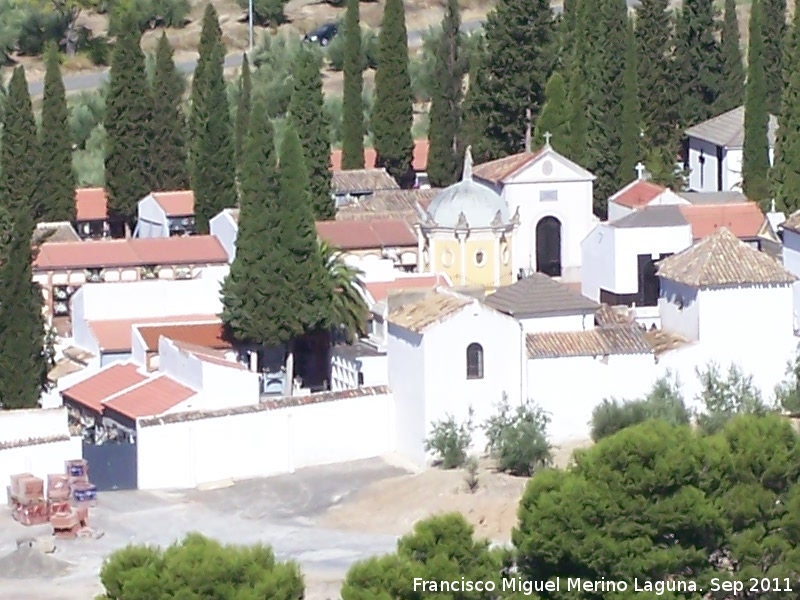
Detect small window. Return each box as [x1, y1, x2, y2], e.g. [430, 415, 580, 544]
[441, 249, 454, 268]
[540, 190, 558, 202]
[475, 250, 486, 267]
[466, 343, 484, 380]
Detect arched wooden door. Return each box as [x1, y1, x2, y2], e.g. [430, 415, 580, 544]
[536, 217, 562, 277]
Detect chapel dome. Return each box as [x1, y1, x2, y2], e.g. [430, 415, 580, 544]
[425, 148, 511, 229]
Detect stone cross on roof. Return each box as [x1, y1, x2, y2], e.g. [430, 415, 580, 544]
[543, 131, 552, 146]
[635, 162, 646, 180]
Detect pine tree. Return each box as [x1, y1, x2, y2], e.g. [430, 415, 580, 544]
[742, 0, 771, 204]
[427, 0, 465, 188]
[190, 4, 237, 233]
[0, 67, 47, 409]
[341, 0, 365, 170]
[104, 26, 153, 231]
[38, 43, 75, 222]
[717, 0, 745, 113]
[461, 0, 555, 159]
[373, 0, 414, 186]
[772, 6, 800, 212]
[634, 0, 679, 151]
[619, 20, 642, 183]
[234, 54, 252, 167]
[762, 0, 786, 115]
[534, 71, 569, 155]
[289, 48, 333, 220]
[150, 33, 189, 191]
[675, 0, 721, 126]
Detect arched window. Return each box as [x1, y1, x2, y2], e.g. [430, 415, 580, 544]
[466, 343, 484, 380]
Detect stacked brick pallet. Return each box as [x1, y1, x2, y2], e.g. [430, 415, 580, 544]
[6, 474, 48, 526]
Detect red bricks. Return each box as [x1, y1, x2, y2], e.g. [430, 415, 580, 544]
[47, 475, 70, 501]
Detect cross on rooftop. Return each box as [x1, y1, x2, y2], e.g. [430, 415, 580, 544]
[543, 131, 552, 146]
[635, 162, 646, 180]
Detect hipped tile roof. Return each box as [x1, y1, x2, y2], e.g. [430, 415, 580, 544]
[610, 179, 667, 209]
[365, 274, 450, 304]
[316, 219, 417, 250]
[657, 227, 796, 287]
[74, 188, 107, 221]
[34, 222, 81, 244]
[781, 210, 800, 234]
[151, 191, 195, 216]
[332, 169, 400, 194]
[388, 289, 473, 333]
[484, 273, 599, 318]
[335, 189, 438, 222]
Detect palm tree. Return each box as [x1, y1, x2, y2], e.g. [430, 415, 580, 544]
[319, 240, 369, 343]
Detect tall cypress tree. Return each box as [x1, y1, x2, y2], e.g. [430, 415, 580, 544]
[742, 0, 771, 204]
[104, 25, 153, 232]
[461, 39, 493, 164]
[289, 48, 333, 220]
[675, 0, 721, 126]
[0, 67, 47, 409]
[373, 0, 414, 186]
[461, 0, 555, 159]
[534, 71, 570, 154]
[150, 33, 189, 191]
[619, 19, 642, 184]
[427, 0, 464, 188]
[717, 0, 745, 114]
[563, 0, 590, 167]
[762, 0, 786, 115]
[341, 0, 365, 170]
[634, 0, 678, 151]
[234, 54, 252, 168]
[38, 43, 75, 222]
[191, 4, 237, 232]
[772, 7, 800, 213]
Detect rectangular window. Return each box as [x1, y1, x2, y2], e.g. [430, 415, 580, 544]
[540, 190, 558, 202]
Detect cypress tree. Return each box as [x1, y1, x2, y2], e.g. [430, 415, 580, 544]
[675, 0, 721, 126]
[341, 0, 365, 170]
[461, 0, 555, 159]
[717, 0, 745, 113]
[190, 4, 237, 232]
[289, 48, 333, 220]
[534, 71, 570, 155]
[221, 98, 289, 347]
[150, 33, 189, 191]
[38, 43, 75, 222]
[104, 26, 153, 231]
[742, 0, 771, 204]
[619, 20, 642, 184]
[427, 0, 465, 188]
[762, 0, 786, 115]
[563, 0, 589, 166]
[461, 39, 493, 164]
[373, 0, 414, 186]
[634, 0, 679, 151]
[234, 54, 252, 167]
[0, 66, 47, 409]
[772, 6, 800, 213]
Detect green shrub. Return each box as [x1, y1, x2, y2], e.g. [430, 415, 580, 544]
[424, 409, 474, 469]
[250, 33, 309, 118]
[16, 9, 67, 56]
[108, 0, 191, 36]
[484, 397, 552, 476]
[235, 0, 287, 27]
[325, 25, 379, 72]
[72, 124, 106, 187]
[69, 89, 106, 150]
[775, 346, 800, 414]
[696, 363, 768, 435]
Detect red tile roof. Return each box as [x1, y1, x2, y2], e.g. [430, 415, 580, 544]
[171, 340, 249, 371]
[33, 235, 228, 270]
[316, 219, 417, 250]
[103, 375, 196, 419]
[88, 315, 221, 353]
[678, 203, 765, 240]
[610, 180, 667, 209]
[471, 149, 546, 184]
[330, 140, 429, 172]
[74, 188, 108, 221]
[137, 321, 229, 352]
[151, 191, 195, 216]
[61, 362, 147, 413]
[365, 274, 450, 303]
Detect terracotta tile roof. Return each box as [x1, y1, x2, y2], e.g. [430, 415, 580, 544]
[47, 358, 85, 382]
[137, 321, 228, 352]
[685, 106, 778, 148]
[526, 325, 653, 359]
[644, 329, 691, 357]
[609, 179, 667, 209]
[316, 219, 417, 250]
[657, 227, 797, 287]
[594, 304, 636, 327]
[781, 210, 800, 234]
[388, 289, 473, 333]
[34, 222, 81, 244]
[677, 203, 765, 240]
[151, 191, 195, 216]
[335, 189, 438, 222]
[365, 274, 450, 303]
[88, 314, 220, 353]
[74, 188, 107, 221]
[172, 340, 248, 371]
[485, 273, 599, 318]
[225, 208, 239, 224]
[103, 375, 196, 420]
[332, 169, 400, 194]
[61, 362, 147, 413]
[33, 235, 228, 270]
[330, 140, 429, 172]
[472, 150, 545, 184]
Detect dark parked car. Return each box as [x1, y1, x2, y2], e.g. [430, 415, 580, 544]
[303, 23, 338, 46]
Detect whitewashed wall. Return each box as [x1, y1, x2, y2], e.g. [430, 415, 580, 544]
[360, 355, 388, 386]
[209, 211, 238, 262]
[659, 279, 701, 340]
[607, 201, 633, 222]
[581, 224, 615, 302]
[687, 138, 721, 192]
[131, 328, 148, 367]
[136, 195, 168, 238]
[782, 230, 800, 328]
[136, 389, 394, 489]
[614, 226, 693, 293]
[388, 326, 427, 464]
[519, 313, 593, 334]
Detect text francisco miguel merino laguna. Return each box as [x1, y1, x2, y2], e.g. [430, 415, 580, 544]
[414, 577, 702, 595]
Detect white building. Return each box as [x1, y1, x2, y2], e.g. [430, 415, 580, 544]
[607, 177, 688, 222]
[685, 106, 777, 193]
[471, 143, 597, 282]
[780, 211, 800, 325]
[135, 191, 196, 238]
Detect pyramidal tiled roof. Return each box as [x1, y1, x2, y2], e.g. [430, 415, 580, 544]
[657, 227, 796, 288]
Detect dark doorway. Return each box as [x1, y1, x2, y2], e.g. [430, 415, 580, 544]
[536, 217, 562, 277]
[636, 253, 671, 307]
[82, 439, 137, 491]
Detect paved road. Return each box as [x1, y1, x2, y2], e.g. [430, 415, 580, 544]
[27, 19, 485, 96]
